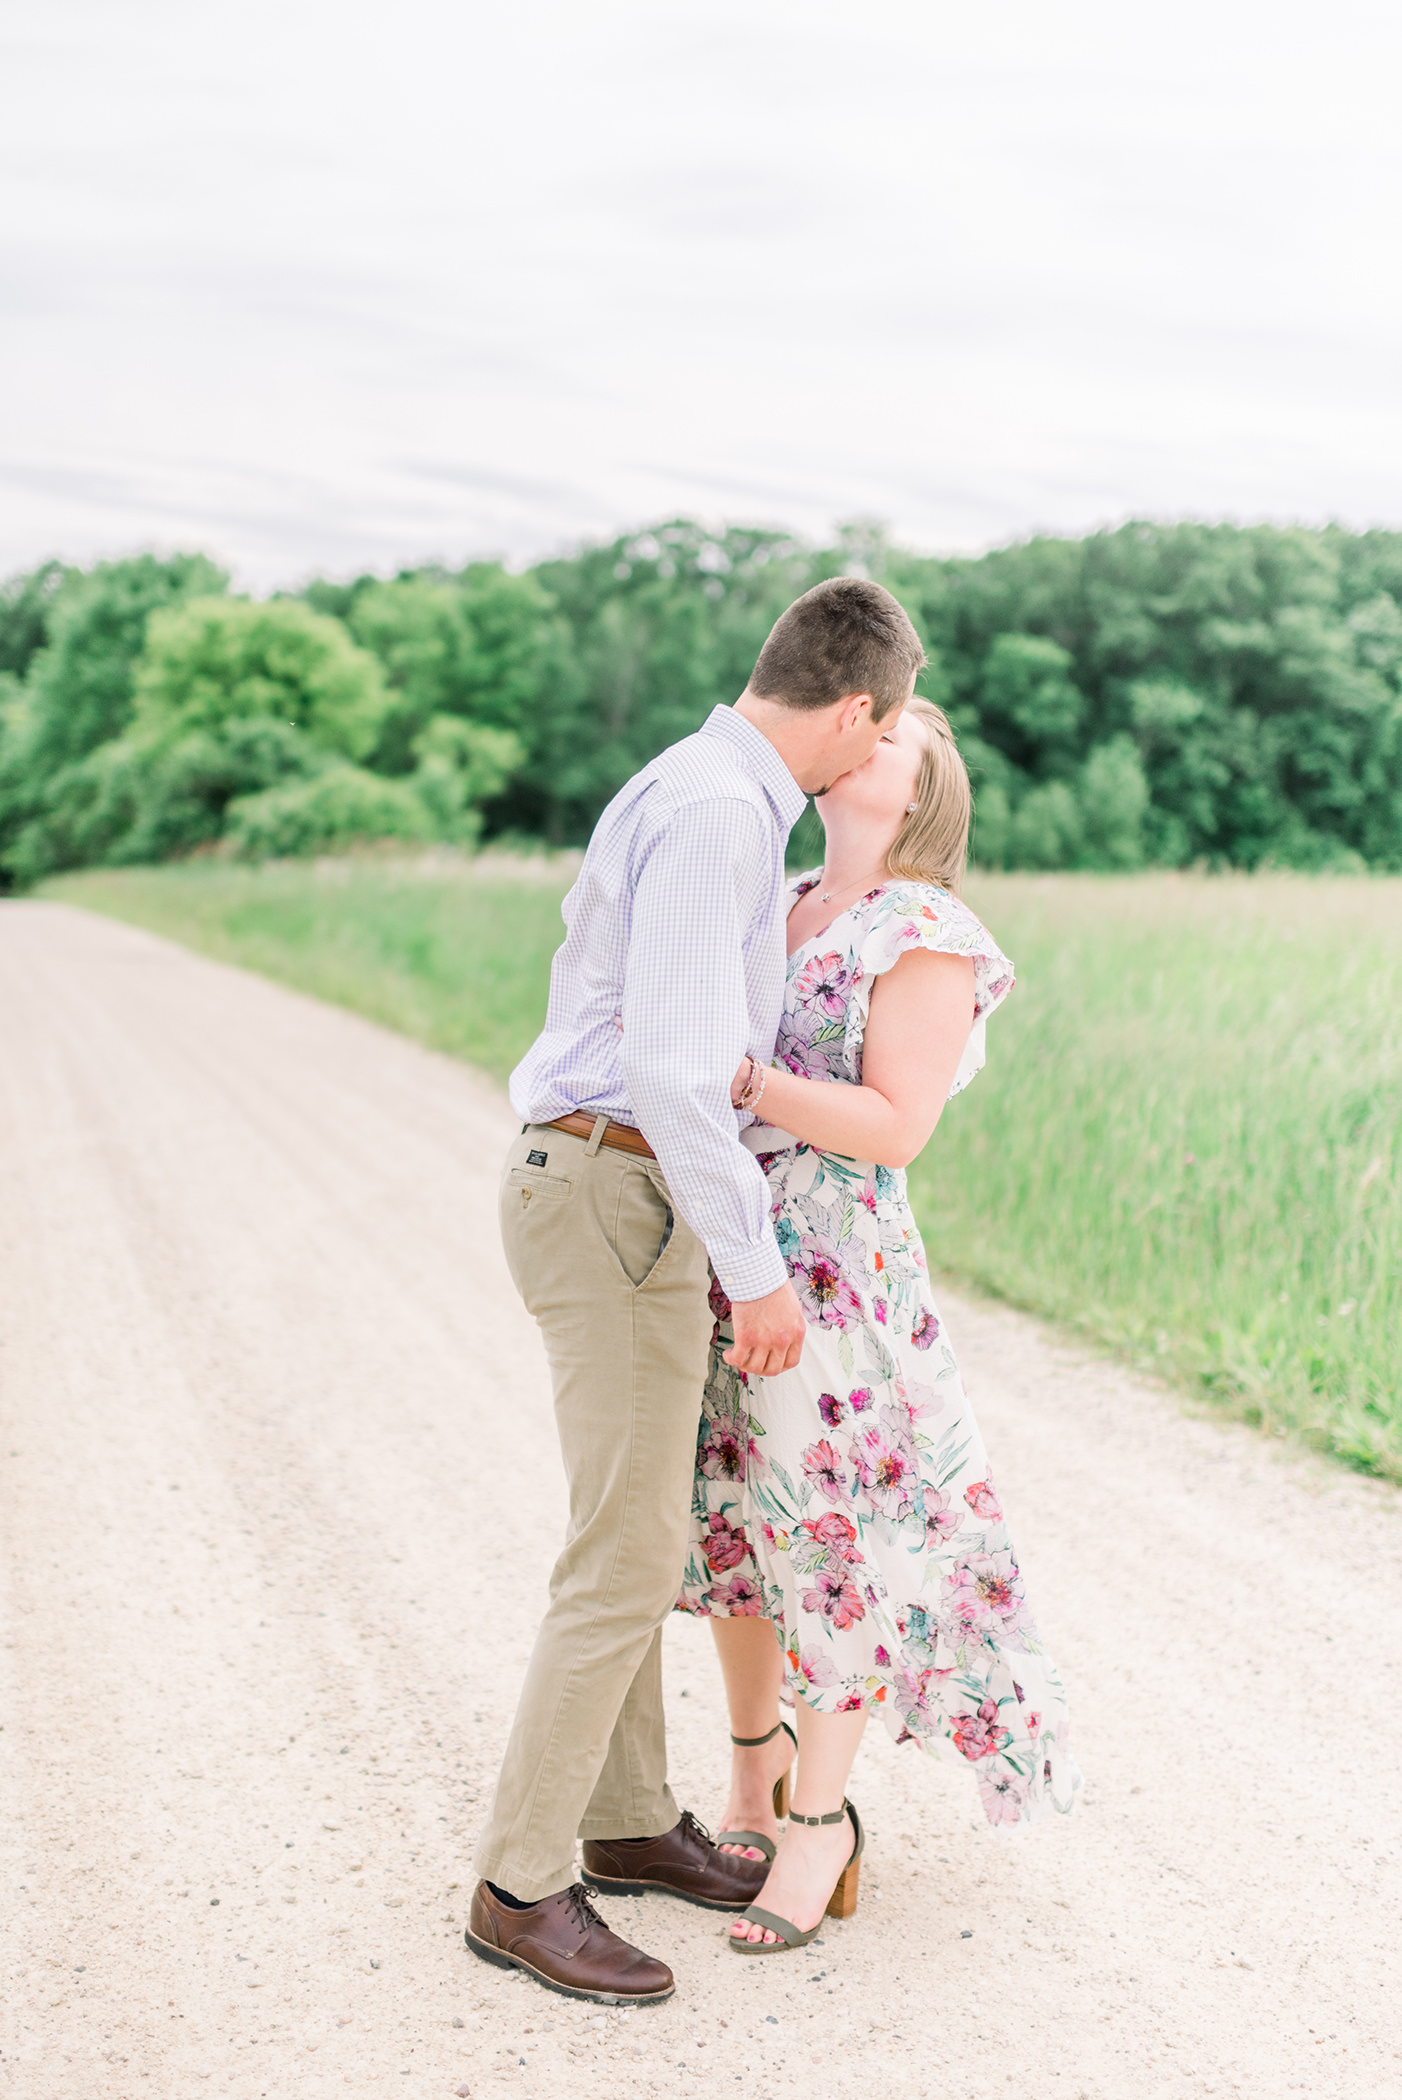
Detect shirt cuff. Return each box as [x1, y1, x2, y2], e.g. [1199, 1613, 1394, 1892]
[710, 1235, 789, 1303]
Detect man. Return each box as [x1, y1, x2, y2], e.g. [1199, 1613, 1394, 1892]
[468, 577, 924, 2002]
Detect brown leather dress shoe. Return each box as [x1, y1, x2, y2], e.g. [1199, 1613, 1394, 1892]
[465, 1881, 674, 2005]
[582, 1809, 769, 1911]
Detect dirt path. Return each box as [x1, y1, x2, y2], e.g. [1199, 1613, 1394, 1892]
[1, 900, 1397, 2100]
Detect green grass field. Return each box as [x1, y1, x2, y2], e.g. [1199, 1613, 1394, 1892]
[43, 858, 1402, 1482]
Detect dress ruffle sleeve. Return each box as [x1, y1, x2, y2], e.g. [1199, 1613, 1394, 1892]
[845, 882, 1015, 1098]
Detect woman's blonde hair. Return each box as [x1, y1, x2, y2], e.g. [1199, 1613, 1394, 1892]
[885, 697, 972, 894]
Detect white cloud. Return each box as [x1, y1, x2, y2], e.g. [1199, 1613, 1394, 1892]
[2, 0, 1400, 584]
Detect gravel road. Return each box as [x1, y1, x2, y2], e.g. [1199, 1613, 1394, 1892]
[1, 900, 1398, 2100]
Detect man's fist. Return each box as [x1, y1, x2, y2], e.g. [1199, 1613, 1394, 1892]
[725, 1280, 806, 1379]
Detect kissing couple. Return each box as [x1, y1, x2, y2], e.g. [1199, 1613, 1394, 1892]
[467, 577, 1079, 2002]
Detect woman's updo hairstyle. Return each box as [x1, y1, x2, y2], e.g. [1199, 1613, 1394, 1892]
[885, 698, 973, 895]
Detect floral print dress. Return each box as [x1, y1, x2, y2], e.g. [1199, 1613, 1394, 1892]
[677, 877, 1080, 1831]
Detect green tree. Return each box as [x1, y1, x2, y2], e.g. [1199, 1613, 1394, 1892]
[526, 521, 817, 840]
[134, 596, 389, 757]
[348, 565, 560, 778]
[0, 560, 68, 681]
[1078, 736, 1149, 868]
[224, 766, 433, 861]
[0, 553, 228, 883]
[8, 518, 1402, 877]
[18, 553, 227, 774]
[5, 596, 390, 879]
[978, 634, 1086, 771]
[408, 716, 524, 846]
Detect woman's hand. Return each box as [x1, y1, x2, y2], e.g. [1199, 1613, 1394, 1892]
[730, 1056, 755, 1108]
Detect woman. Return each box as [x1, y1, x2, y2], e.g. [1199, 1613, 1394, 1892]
[677, 698, 1079, 1952]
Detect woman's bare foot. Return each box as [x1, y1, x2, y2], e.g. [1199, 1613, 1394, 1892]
[729, 1811, 856, 1943]
[716, 1728, 794, 1860]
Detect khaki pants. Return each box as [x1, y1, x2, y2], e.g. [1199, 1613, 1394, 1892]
[474, 1120, 715, 1901]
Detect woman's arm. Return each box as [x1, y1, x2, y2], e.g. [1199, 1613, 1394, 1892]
[738, 949, 976, 1169]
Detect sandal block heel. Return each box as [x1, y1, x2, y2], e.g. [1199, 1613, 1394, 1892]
[825, 1855, 860, 1919]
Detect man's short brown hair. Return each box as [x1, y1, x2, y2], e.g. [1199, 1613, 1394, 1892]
[747, 577, 925, 721]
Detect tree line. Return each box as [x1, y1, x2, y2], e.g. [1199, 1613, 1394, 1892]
[2, 516, 1400, 886]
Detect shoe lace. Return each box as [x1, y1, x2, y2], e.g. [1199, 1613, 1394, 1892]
[564, 1882, 607, 1936]
[675, 1807, 716, 1848]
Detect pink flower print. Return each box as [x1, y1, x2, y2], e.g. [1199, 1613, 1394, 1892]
[707, 1274, 732, 1325]
[699, 1408, 756, 1484]
[800, 1438, 852, 1505]
[910, 1307, 940, 1350]
[818, 1391, 845, 1427]
[800, 1510, 860, 1562]
[791, 950, 855, 1019]
[946, 1550, 1027, 1637]
[708, 1573, 762, 1616]
[1026, 1712, 1041, 1735]
[798, 1644, 839, 1689]
[919, 1483, 960, 1545]
[952, 1698, 1011, 1763]
[703, 1512, 751, 1574]
[800, 1565, 865, 1629]
[792, 1233, 864, 1329]
[873, 1296, 887, 1325]
[777, 1006, 838, 1080]
[837, 1692, 865, 1713]
[847, 1386, 873, 1413]
[859, 1179, 878, 1213]
[849, 1411, 919, 1521]
[978, 1768, 1029, 1826]
[964, 1478, 1002, 1521]
[902, 1379, 937, 1421]
[874, 1644, 890, 1667]
[894, 1661, 951, 1728]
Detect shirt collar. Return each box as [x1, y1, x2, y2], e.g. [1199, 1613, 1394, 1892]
[699, 705, 808, 831]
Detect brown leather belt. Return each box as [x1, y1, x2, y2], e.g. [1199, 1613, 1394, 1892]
[543, 1111, 657, 1160]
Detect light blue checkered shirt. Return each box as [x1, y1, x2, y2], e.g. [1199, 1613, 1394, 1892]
[510, 705, 807, 1300]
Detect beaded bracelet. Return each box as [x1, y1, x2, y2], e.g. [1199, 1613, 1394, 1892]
[737, 1056, 769, 1112]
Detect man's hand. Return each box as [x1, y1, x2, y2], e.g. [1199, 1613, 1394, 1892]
[725, 1280, 806, 1378]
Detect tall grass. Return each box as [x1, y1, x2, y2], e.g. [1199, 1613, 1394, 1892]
[41, 854, 573, 1082]
[41, 860, 1402, 1481]
[924, 872, 1402, 1479]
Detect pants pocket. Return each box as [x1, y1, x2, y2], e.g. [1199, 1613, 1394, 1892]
[499, 1163, 575, 1311]
[505, 1166, 574, 1206]
[610, 1171, 677, 1290]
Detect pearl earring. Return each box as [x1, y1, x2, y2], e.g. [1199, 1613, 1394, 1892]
[906, 801, 918, 812]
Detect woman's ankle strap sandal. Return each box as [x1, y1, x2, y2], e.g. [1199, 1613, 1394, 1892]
[728, 1800, 864, 1954]
[729, 1720, 797, 1818]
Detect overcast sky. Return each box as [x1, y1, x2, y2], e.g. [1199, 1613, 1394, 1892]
[3, 0, 1400, 587]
